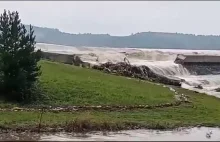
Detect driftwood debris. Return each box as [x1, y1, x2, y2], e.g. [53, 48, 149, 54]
[92, 62, 182, 86]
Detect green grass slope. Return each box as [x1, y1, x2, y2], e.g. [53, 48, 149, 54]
[39, 60, 175, 106]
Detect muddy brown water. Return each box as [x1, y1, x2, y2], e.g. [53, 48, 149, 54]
[1, 127, 220, 141]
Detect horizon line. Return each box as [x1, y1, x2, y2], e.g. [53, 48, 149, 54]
[24, 24, 220, 37]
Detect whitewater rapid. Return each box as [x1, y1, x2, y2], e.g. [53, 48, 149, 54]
[36, 43, 220, 98]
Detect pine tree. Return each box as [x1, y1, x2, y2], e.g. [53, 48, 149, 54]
[0, 10, 41, 102]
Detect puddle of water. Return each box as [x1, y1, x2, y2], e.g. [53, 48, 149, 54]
[1, 127, 220, 141]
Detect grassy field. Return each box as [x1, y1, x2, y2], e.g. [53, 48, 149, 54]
[0, 60, 220, 131]
[39, 60, 176, 106]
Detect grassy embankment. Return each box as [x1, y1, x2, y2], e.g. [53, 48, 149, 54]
[0, 60, 220, 132]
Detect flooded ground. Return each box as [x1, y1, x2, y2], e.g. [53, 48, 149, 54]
[1, 127, 220, 141]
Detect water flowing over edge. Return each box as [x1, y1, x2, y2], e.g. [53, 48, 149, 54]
[36, 43, 220, 98]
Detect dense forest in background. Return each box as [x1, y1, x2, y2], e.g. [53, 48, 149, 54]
[26, 25, 220, 50]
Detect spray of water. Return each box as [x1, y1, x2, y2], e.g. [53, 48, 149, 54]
[36, 43, 220, 97]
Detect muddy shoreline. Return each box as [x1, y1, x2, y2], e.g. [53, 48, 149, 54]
[1, 127, 220, 141]
[1, 121, 217, 133]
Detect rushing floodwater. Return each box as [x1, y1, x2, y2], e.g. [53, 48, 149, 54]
[36, 43, 220, 97]
[1, 127, 220, 141]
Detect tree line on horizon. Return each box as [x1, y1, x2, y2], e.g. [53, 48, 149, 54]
[28, 25, 220, 50]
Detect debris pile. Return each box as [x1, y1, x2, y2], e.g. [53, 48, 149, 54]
[92, 62, 182, 86]
[215, 88, 220, 92]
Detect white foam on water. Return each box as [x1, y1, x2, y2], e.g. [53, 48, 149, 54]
[36, 43, 220, 98]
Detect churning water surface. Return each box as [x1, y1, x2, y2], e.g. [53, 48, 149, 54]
[36, 43, 220, 98]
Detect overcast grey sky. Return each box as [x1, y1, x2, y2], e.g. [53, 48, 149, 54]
[0, 1, 219, 36]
